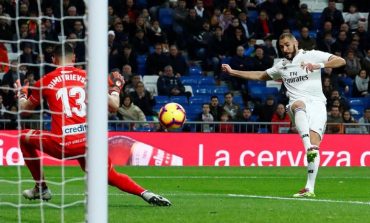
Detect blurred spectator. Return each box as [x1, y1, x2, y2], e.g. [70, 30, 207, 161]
[0, 11, 12, 40]
[72, 20, 85, 39]
[42, 5, 60, 33]
[122, 64, 134, 83]
[20, 43, 38, 64]
[321, 67, 341, 90]
[320, 0, 344, 32]
[190, 20, 213, 62]
[2, 61, 26, 88]
[196, 103, 214, 132]
[130, 81, 156, 116]
[254, 10, 274, 39]
[146, 43, 169, 75]
[326, 105, 343, 133]
[172, 0, 188, 49]
[63, 5, 79, 36]
[222, 92, 241, 121]
[124, 73, 142, 94]
[272, 11, 289, 38]
[295, 3, 313, 30]
[0, 83, 16, 108]
[41, 19, 59, 42]
[66, 32, 85, 64]
[344, 50, 362, 78]
[318, 32, 335, 53]
[4, 104, 17, 129]
[271, 103, 291, 133]
[194, 0, 210, 21]
[327, 89, 350, 111]
[341, 109, 359, 133]
[207, 26, 229, 79]
[0, 43, 9, 73]
[331, 31, 349, 57]
[263, 36, 278, 59]
[361, 49, 370, 74]
[258, 0, 278, 20]
[219, 9, 234, 31]
[355, 23, 368, 53]
[0, 94, 6, 119]
[185, 8, 205, 60]
[251, 47, 273, 71]
[108, 30, 120, 71]
[322, 77, 334, 99]
[130, 28, 150, 55]
[229, 26, 248, 56]
[209, 95, 225, 121]
[316, 21, 334, 50]
[168, 44, 188, 76]
[238, 11, 255, 39]
[358, 108, 370, 133]
[352, 69, 369, 97]
[298, 27, 317, 50]
[343, 4, 365, 32]
[224, 17, 245, 42]
[225, 0, 243, 17]
[119, 44, 138, 74]
[157, 65, 191, 98]
[253, 95, 276, 123]
[122, 0, 139, 22]
[148, 20, 167, 45]
[229, 45, 251, 90]
[236, 107, 257, 133]
[117, 95, 149, 129]
[216, 112, 234, 133]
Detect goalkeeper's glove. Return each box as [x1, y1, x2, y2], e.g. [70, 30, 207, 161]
[14, 79, 29, 100]
[108, 71, 125, 95]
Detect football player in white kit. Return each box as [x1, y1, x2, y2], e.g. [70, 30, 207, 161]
[221, 33, 346, 197]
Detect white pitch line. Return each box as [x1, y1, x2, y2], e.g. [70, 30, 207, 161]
[228, 194, 370, 206]
[0, 193, 369, 206]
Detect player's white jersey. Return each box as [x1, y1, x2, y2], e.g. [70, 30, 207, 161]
[266, 49, 332, 103]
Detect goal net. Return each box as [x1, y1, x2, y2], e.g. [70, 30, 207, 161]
[0, 1, 107, 222]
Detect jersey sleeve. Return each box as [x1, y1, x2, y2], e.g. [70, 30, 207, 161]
[311, 50, 332, 63]
[28, 79, 42, 106]
[266, 64, 282, 80]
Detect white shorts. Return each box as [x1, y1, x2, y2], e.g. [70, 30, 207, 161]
[287, 98, 327, 139]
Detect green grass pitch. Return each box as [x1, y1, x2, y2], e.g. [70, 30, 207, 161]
[0, 167, 369, 223]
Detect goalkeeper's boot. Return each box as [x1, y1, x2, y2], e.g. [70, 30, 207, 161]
[23, 185, 52, 201]
[141, 191, 171, 206]
[293, 188, 316, 198]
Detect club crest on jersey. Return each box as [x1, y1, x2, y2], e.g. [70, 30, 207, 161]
[115, 80, 122, 86]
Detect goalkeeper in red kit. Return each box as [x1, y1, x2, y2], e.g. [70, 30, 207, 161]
[17, 44, 171, 206]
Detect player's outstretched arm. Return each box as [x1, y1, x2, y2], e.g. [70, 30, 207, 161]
[302, 55, 346, 72]
[221, 64, 272, 81]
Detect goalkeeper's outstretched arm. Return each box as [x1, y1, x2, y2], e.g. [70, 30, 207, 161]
[221, 64, 272, 81]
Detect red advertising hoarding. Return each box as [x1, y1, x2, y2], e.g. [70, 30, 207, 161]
[1, 130, 369, 166]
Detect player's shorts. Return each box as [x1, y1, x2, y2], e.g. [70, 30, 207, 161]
[287, 98, 327, 139]
[20, 129, 86, 159]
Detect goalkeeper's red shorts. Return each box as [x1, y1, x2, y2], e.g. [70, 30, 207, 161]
[20, 129, 86, 159]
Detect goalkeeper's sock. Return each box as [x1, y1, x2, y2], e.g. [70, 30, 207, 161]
[20, 140, 46, 188]
[294, 108, 311, 150]
[108, 168, 145, 196]
[305, 147, 320, 193]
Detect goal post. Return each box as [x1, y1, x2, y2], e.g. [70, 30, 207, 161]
[87, 0, 108, 222]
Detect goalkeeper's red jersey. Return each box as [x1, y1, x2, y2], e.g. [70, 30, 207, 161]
[29, 66, 87, 145]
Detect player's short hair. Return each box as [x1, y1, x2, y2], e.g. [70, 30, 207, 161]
[279, 33, 296, 41]
[53, 44, 74, 57]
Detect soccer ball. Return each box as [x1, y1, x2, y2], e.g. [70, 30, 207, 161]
[158, 102, 186, 129]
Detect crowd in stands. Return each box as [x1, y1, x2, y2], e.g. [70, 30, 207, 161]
[0, 0, 370, 133]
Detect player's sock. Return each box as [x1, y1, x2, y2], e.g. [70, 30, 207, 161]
[108, 168, 145, 196]
[305, 146, 320, 193]
[294, 108, 311, 150]
[20, 140, 46, 188]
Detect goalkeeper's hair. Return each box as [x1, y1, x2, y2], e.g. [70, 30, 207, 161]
[53, 43, 74, 58]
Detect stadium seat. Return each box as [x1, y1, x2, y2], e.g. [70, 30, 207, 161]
[247, 80, 266, 90]
[155, 96, 170, 104]
[158, 8, 173, 28]
[247, 10, 259, 23]
[170, 96, 188, 104]
[193, 86, 212, 95]
[188, 66, 202, 76]
[311, 12, 322, 31]
[136, 0, 147, 8]
[143, 75, 159, 85]
[233, 95, 244, 105]
[181, 76, 199, 86]
[198, 76, 216, 86]
[189, 95, 210, 105]
[184, 85, 193, 96]
[212, 86, 229, 94]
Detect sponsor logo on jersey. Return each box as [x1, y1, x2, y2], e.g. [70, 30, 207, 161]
[283, 75, 309, 84]
[62, 123, 87, 136]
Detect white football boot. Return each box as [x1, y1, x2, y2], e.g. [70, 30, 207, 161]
[141, 191, 171, 206]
